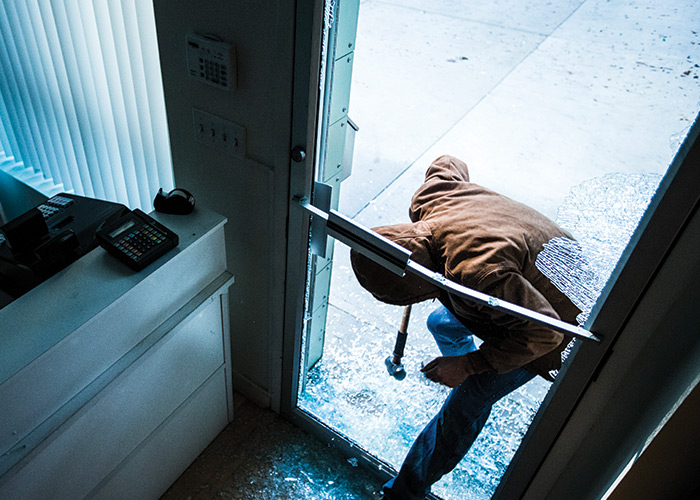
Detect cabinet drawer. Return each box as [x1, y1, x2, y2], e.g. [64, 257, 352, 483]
[90, 367, 229, 500]
[0, 298, 225, 500]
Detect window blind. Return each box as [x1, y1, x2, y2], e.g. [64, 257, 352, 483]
[0, 0, 173, 211]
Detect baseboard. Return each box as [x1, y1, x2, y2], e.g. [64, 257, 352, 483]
[232, 371, 271, 409]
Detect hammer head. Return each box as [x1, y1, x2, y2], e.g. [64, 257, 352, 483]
[385, 356, 407, 380]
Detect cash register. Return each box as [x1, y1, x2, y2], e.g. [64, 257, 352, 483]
[0, 193, 129, 308]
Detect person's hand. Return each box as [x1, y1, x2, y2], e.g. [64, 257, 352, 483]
[421, 355, 472, 388]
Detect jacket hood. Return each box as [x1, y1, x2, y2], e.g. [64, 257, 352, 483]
[350, 222, 441, 306]
[423, 154, 470, 183]
[409, 155, 471, 222]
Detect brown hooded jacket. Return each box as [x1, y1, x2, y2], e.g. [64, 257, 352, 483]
[351, 155, 581, 380]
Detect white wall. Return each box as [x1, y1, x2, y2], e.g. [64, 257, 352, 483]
[153, 0, 298, 407]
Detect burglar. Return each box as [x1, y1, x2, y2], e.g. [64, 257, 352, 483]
[350, 155, 580, 500]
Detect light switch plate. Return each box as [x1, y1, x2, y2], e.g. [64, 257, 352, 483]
[192, 108, 246, 158]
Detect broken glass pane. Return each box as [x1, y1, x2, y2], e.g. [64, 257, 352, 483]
[299, 299, 551, 500]
[539, 172, 663, 324]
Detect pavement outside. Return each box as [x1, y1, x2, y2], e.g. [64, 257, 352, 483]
[341, 0, 699, 224]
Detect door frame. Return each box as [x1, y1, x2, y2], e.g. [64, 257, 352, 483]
[280, 0, 402, 478]
[280, 0, 323, 415]
[280, 0, 700, 496]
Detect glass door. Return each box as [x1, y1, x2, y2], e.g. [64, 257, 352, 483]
[283, 1, 700, 499]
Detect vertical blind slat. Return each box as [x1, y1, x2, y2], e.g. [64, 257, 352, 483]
[37, 0, 86, 193]
[86, 0, 128, 204]
[0, 2, 40, 175]
[63, 0, 106, 199]
[0, 26, 22, 161]
[0, 108, 11, 156]
[5, 2, 50, 176]
[76, 0, 116, 200]
[31, 0, 75, 192]
[0, 0, 173, 211]
[107, 0, 151, 208]
[124, 0, 160, 206]
[18, 0, 64, 185]
[6, 1, 52, 180]
[49, 0, 96, 196]
[94, 0, 139, 208]
[135, 0, 172, 193]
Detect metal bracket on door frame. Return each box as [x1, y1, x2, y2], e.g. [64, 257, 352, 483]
[294, 183, 600, 343]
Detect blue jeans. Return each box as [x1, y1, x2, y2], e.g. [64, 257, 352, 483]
[382, 305, 536, 500]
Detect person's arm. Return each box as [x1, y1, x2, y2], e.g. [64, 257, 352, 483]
[453, 267, 565, 374]
[422, 267, 565, 387]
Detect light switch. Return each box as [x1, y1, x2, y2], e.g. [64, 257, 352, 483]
[192, 108, 246, 158]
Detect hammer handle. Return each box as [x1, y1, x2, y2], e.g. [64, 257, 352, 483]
[392, 305, 412, 361]
[399, 304, 412, 334]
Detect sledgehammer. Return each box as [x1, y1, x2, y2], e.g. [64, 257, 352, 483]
[385, 305, 412, 380]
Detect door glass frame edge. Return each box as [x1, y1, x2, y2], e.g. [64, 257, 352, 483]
[280, 0, 325, 416]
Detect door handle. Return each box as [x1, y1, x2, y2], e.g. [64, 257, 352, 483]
[291, 146, 306, 162]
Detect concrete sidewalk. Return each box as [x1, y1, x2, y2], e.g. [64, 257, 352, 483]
[341, 0, 700, 226]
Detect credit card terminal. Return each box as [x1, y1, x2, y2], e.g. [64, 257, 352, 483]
[96, 209, 178, 271]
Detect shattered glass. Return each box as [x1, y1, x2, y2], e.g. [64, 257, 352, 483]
[298, 172, 662, 500]
[299, 299, 551, 500]
[540, 172, 663, 324]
